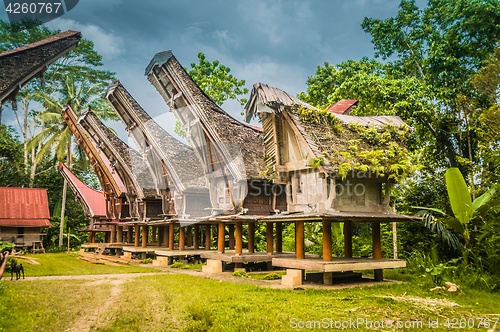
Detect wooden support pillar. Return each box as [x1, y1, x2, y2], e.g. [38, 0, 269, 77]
[205, 225, 211, 250]
[372, 221, 383, 281]
[218, 222, 225, 253]
[117, 226, 123, 243]
[164, 224, 169, 248]
[187, 226, 192, 247]
[157, 226, 164, 247]
[151, 226, 157, 244]
[142, 225, 148, 248]
[296, 221, 305, 259]
[105, 232, 110, 243]
[127, 226, 133, 244]
[194, 224, 199, 250]
[248, 223, 255, 253]
[275, 222, 282, 253]
[134, 225, 140, 247]
[322, 219, 332, 262]
[179, 227, 185, 251]
[110, 224, 116, 243]
[169, 223, 174, 250]
[266, 222, 274, 254]
[235, 222, 243, 255]
[90, 231, 95, 244]
[228, 224, 235, 250]
[344, 221, 353, 258]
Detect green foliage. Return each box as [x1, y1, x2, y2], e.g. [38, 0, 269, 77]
[231, 271, 249, 278]
[174, 120, 186, 138]
[187, 52, 248, 106]
[0, 241, 15, 252]
[262, 272, 282, 280]
[170, 262, 189, 269]
[140, 258, 152, 264]
[309, 157, 324, 170]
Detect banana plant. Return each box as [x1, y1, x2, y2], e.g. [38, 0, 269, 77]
[415, 167, 496, 249]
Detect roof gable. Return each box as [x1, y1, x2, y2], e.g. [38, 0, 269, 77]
[0, 187, 51, 226]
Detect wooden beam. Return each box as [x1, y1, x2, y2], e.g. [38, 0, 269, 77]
[266, 222, 274, 254]
[164, 224, 169, 248]
[248, 223, 255, 253]
[179, 227, 185, 251]
[110, 225, 116, 244]
[169, 223, 174, 250]
[275, 222, 283, 253]
[296, 221, 305, 259]
[117, 226, 123, 243]
[322, 219, 332, 262]
[187, 226, 192, 247]
[141, 225, 148, 248]
[235, 222, 243, 255]
[194, 224, 199, 250]
[218, 222, 225, 253]
[205, 225, 211, 250]
[157, 226, 164, 247]
[372, 221, 383, 281]
[228, 224, 235, 250]
[344, 221, 353, 258]
[134, 225, 140, 247]
[127, 226, 133, 244]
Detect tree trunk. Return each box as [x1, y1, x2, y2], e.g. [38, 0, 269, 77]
[0, 103, 3, 128]
[59, 138, 72, 247]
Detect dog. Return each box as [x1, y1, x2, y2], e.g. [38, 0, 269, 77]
[11, 261, 24, 280]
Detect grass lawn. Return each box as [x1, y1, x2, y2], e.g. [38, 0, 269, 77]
[1, 271, 498, 331]
[9, 253, 162, 276]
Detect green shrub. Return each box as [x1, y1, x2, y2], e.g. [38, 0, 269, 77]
[262, 272, 282, 280]
[232, 271, 249, 278]
[170, 262, 189, 269]
[142, 258, 153, 264]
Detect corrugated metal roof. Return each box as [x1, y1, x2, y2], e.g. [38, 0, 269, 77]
[327, 99, 358, 114]
[59, 163, 107, 217]
[0, 187, 51, 227]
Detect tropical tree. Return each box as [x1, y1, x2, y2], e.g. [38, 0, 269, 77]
[29, 73, 117, 246]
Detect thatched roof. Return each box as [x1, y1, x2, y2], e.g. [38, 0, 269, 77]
[105, 81, 207, 192]
[0, 30, 81, 103]
[145, 51, 267, 180]
[78, 109, 158, 199]
[245, 83, 411, 178]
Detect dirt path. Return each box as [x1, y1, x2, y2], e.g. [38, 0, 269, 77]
[6, 272, 167, 281]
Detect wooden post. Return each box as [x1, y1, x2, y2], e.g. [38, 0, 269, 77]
[248, 223, 255, 253]
[205, 225, 211, 250]
[296, 221, 305, 259]
[275, 222, 282, 253]
[90, 231, 95, 244]
[157, 226, 163, 247]
[266, 222, 273, 254]
[218, 222, 225, 253]
[235, 222, 243, 255]
[127, 226, 133, 244]
[372, 221, 383, 281]
[393, 222, 398, 259]
[117, 225, 123, 243]
[134, 225, 140, 247]
[187, 226, 192, 248]
[169, 223, 174, 250]
[142, 225, 148, 248]
[344, 221, 353, 258]
[110, 225, 116, 243]
[179, 227, 185, 251]
[194, 224, 199, 250]
[151, 226, 157, 244]
[228, 224, 235, 250]
[322, 219, 332, 262]
[105, 232, 110, 243]
[164, 224, 169, 248]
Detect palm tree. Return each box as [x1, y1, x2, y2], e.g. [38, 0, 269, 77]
[29, 73, 117, 246]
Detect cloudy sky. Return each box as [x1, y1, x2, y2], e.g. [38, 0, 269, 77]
[1, 0, 426, 143]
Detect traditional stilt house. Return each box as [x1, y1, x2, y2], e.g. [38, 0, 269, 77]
[244, 83, 419, 284]
[58, 163, 110, 244]
[145, 51, 289, 266]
